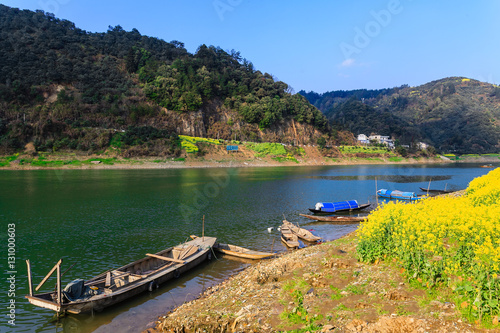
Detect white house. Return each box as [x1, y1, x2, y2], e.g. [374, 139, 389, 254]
[357, 134, 369, 144]
[417, 142, 429, 150]
[368, 134, 394, 148]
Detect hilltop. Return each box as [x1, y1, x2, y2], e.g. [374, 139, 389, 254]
[0, 5, 345, 158]
[300, 77, 500, 153]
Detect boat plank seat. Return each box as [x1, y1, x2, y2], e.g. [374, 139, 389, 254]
[104, 270, 145, 291]
[177, 245, 198, 259]
[146, 253, 185, 264]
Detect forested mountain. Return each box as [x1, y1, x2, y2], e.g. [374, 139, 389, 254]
[0, 5, 335, 156]
[300, 78, 500, 153]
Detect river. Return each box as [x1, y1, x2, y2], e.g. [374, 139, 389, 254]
[0, 162, 496, 332]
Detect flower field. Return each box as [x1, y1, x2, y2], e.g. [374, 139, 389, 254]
[357, 168, 500, 325]
[179, 135, 222, 153]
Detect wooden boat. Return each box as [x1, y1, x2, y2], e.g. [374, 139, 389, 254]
[308, 200, 371, 214]
[299, 214, 367, 223]
[282, 220, 322, 242]
[419, 187, 455, 194]
[280, 225, 300, 248]
[377, 189, 424, 201]
[480, 164, 495, 168]
[214, 243, 275, 260]
[25, 236, 217, 314]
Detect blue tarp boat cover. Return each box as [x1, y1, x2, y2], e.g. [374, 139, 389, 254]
[314, 200, 359, 212]
[377, 189, 417, 198]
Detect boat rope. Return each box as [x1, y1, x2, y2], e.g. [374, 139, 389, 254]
[167, 291, 178, 308]
[210, 246, 219, 261]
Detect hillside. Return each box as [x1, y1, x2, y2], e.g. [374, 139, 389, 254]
[300, 78, 500, 153]
[0, 5, 342, 157]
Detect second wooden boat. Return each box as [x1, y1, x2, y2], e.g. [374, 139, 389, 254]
[308, 200, 371, 214]
[280, 225, 300, 248]
[26, 236, 217, 315]
[377, 189, 425, 201]
[299, 214, 367, 223]
[214, 243, 275, 259]
[282, 220, 322, 242]
[418, 187, 455, 194]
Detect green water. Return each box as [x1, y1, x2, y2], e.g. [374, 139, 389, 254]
[0, 163, 496, 332]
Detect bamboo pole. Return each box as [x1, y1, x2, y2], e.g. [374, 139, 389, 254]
[36, 259, 63, 291]
[146, 253, 185, 264]
[56, 263, 61, 304]
[426, 178, 432, 195]
[202, 215, 205, 242]
[270, 238, 276, 254]
[375, 177, 379, 207]
[26, 260, 33, 296]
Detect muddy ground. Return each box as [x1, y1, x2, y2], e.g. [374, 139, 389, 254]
[143, 232, 496, 333]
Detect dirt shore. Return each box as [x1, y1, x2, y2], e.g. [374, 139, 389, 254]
[142, 232, 495, 333]
[0, 154, 451, 171]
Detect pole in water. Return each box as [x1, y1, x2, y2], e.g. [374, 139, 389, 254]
[202, 215, 205, 242]
[375, 177, 379, 207]
[427, 178, 431, 195]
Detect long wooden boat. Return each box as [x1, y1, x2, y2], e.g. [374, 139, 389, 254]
[299, 214, 367, 223]
[25, 236, 217, 314]
[282, 220, 322, 242]
[214, 243, 275, 260]
[419, 187, 455, 194]
[377, 189, 425, 201]
[308, 200, 371, 214]
[280, 225, 300, 248]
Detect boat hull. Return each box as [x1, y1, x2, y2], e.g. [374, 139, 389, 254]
[214, 243, 274, 260]
[308, 203, 371, 215]
[419, 187, 454, 194]
[26, 237, 216, 314]
[282, 220, 322, 242]
[299, 214, 367, 223]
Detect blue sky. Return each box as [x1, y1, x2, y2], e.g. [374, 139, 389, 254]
[1, 0, 498, 93]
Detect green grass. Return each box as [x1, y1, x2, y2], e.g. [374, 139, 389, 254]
[344, 284, 365, 295]
[246, 142, 287, 157]
[388, 156, 404, 162]
[339, 145, 394, 155]
[0, 154, 20, 167]
[329, 286, 343, 300]
[84, 158, 116, 165]
[30, 160, 65, 167]
[179, 135, 222, 153]
[272, 155, 299, 163]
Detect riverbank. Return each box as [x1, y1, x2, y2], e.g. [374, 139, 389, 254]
[143, 231, 486, 333]
[2, 142, 498, 171]
[0, 152, 453, 171]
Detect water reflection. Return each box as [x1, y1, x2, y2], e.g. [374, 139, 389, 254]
[0, 164, 492, 333]
[309, 175, 452, 183]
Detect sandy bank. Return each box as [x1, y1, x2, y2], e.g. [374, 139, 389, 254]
[0, 155, 452, 171]
[143, 232, 485, 333]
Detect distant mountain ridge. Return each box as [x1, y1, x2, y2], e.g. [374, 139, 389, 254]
[0, 4, 344, 156]
[300, 77, 500, 153]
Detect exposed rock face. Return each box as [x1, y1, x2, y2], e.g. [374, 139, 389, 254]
[160, 101, 325, 145]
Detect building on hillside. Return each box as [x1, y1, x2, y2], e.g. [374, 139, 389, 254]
[417, 142, 429, 150]
[368, 134, 395, 149]
[357, 134, 369, 144]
